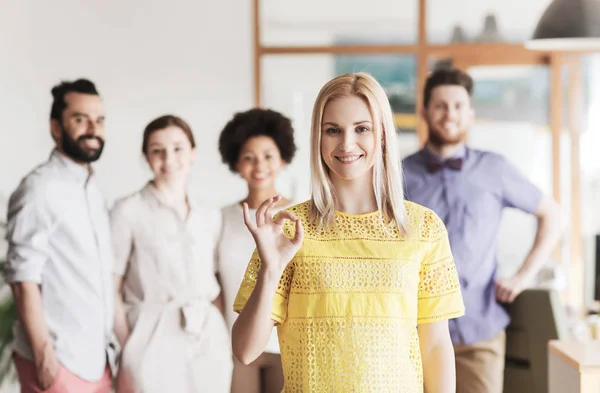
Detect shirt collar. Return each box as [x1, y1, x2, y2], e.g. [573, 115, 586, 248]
[49, 148, 93, 184]
[141, 181, 197, 212]
[420, 143, 468, 162]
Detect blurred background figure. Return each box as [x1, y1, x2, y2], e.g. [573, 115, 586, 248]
[111, 115, 232, 393]
[217, 108, 297, 393]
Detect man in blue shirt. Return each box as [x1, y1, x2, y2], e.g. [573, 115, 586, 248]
[403, 68, 562, 393]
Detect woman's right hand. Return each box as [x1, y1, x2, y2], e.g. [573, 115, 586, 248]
[243, 196, 304, 279]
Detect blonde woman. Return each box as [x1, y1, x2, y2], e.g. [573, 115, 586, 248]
[231, 73, 465, 392]
[111, 115, 232, 393]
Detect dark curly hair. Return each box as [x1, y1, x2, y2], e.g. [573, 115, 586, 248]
[218, 108, 297, 172]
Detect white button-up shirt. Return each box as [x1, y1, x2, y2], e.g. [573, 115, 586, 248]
[4, 149, 114, 381]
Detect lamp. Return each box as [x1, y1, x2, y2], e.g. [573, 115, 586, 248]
[526, 0, 600, 50]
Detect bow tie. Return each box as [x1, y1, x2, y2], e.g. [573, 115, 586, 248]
[426, 157, 463, 173]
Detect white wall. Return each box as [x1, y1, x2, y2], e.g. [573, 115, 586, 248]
[0, 0, 253, 208]
[261, 0, 418, 45]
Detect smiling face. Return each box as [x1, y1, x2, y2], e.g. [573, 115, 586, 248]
[235, 135, 286, 191]
[423, 85, 474, 147]
[51, 92, 106, 163]
[320, 95, 377, 184]
[145, 125, 196, 185]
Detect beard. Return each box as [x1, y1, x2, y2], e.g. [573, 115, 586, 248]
[60, 125, 105, 163]
[426, 121, 467, 148]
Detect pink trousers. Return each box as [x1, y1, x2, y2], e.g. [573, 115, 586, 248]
[13, 352, 112, 393]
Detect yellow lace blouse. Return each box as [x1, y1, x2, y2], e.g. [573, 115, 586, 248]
[234, 200, 465, 393]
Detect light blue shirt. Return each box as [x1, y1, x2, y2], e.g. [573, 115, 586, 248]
[403, 146, 542, 345]
[5, 149, 114, 381]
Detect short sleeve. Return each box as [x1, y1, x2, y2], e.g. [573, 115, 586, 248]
[232, 251, 294, 325]
[232, 216, 296, 325]
[5, 179, 53, 284]
[417, 210, 465, 325]
[109, 200, 133, 276]
[501, 158, 543, 213]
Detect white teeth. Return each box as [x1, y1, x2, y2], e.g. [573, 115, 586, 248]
[443, 123, 457, 130]
[337, 156, 360, 162]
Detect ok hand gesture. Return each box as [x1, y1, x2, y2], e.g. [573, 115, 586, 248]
[242, 196, 304, 278]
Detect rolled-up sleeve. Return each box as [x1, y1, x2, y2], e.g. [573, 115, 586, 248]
[5, 179, 52, 284]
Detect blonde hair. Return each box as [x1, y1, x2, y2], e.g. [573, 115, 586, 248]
[309, 72, 408, 235]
